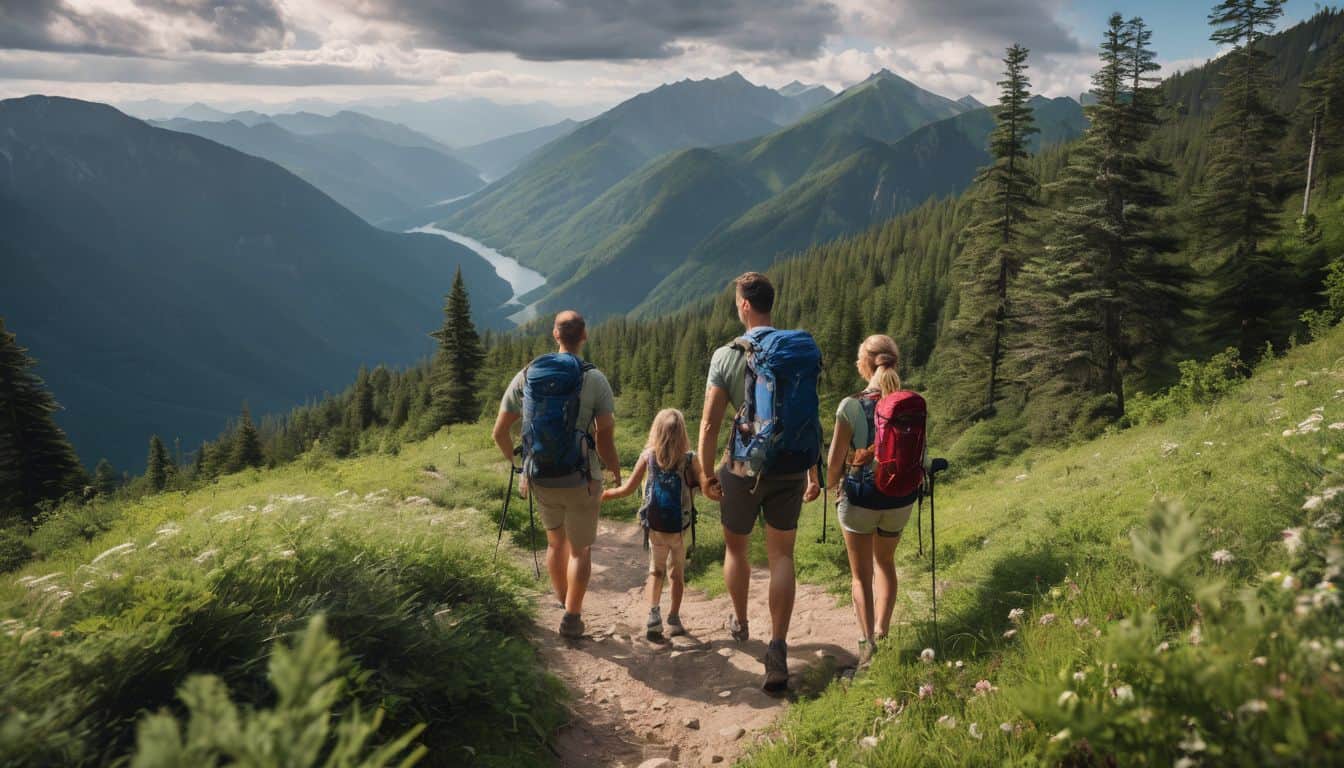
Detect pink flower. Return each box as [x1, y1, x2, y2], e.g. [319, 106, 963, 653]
[918, 683, 934, 699]
[974, 679, 995, 696]
[1212, 549, 1235, 565]
[1039, 613, 1057, 626]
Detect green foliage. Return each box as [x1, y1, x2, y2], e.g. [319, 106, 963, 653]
[1127, 347, 1247, 425]
[92, 459, 117, 498]
[429, 268, 486, 428]
[145, 435, 171, 493]
[130, 615, 427, 768]
[0, 525, 33, 573]
[26, 499, 121, 559]
[0, 317, 86, 522]
[230, 405, 266, 472]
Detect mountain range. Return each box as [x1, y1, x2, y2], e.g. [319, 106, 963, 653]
[0, 96, 511, 471]
[443, 69, 1084, 319]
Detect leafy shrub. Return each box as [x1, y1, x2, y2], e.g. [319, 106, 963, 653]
[0, 526, 33, 573]
[26, 500, 121, 559]
[131, 615, 426, 768]
[1127, 347, 1246, 425]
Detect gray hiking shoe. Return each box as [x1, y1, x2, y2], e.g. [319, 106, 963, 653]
[667, 613, 686, 637]
[646, 607, 663, 640]
[857, 639, 875, 670]
[559, 612, 584, 640]
[764, 639, 789, 693]
[726, 614, 749, 643]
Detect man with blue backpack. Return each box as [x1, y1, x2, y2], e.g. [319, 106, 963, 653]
[698, 272, 823, 693]
[492, 310, 620, 641]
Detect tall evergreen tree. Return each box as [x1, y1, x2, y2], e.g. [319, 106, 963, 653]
[1198, 0, 1289, 358]
[1020, 15, 1182, 426]
[231, 404, 265, 471]
[146, 434, 171, 492]
[941, 44, 1040, 419]
[0, 318, 85, 519]
[429, 268, 486, 428]
[349, 366, 374, 430]
[192, 442, 211, 480]
[93, 458, 118, 497]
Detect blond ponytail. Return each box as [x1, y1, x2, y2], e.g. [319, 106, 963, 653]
[861, 335, 902, 396]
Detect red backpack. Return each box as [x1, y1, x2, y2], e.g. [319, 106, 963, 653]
[873, 391, 927, 498]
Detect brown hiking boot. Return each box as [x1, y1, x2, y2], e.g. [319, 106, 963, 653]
[559, 612, 584, 640]
[764, 639, 789, 693]
[725, 614, 749, 643]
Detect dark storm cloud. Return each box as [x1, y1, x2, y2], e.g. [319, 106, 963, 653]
[363, 0, 842, 61]
[0, 0, 287, 55]
[0, 51, 422, 86]
[864, 0, 1084, 55]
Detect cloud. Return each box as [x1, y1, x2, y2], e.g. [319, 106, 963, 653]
[0, 49, 422, 86]
[833, 0, 1084, 55]
[359, 0, 842, 61]
[0, 0, 286, 55]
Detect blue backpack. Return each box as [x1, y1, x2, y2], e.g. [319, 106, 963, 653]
[730, 328, 823, 476]
[520, 353, 596, 487]
[641, 451, 694, 534]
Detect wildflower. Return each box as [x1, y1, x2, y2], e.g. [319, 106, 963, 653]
[1251, 656, 1268, 667]
[1161, 441, 1179, 457]
[1179, 732, 1207, 753]
[1014, 473, 1028, 481]
[1281, 574, 1298, 591]
[1039, 613, 1057, 626]
[1174, 759, 1197, 768]
[1282, 528, 1303, 555]
[1002, 629, 1018, 639]
[974, 679, 995, 696]
[1072, 671, 1086, 682]
[1049, 728, 1071, 743]
[936, 715, 957, 729]
[192, 548, 219, 564]
[859, 735, 880, 749]
[1211, 549, 1235, 565]
[1267, 686, 1285, 700]
[276, 549, 296, 559]
[968, 722, 982, 740]
[1112, 685, 1134, 703]
[1008, 608, 1026, 623]
[91, 542, 135, 564]
[954, 660, 965, 670]
[1156, 641, 1170, 653]
[1314, 512, 1341, 529]
[1000, 722, 1014, 734]
[920, 647, 936, 663]
[918, 683, 934, 699]
[49, 630, 63, 638]
[1073, 617, 1090, 627]
[1304, 496, 1325, 511]
[1189, 624, 1203, 646]
[878, 698, 902, 717]
[1237, 699, 1268, 716]
[1057, 690, 1078, 708]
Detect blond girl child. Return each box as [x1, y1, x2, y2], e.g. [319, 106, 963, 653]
[604, 408, 704, 640]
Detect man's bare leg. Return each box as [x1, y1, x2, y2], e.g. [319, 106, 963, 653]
[764, 524, 797, 642]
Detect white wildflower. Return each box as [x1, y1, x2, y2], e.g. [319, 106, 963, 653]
[920, 647, 936, 663]
[1157, 641, 1170, 653]
[1003, 628, 1018, 639]
[1282, 528, 1303, 555]
[1073, 671, 1086, 682]
[859, 735, 880, 749]
[1281, 574, 1298, 590]
[1112, 685, 1134, 703]
[1008, 608, 1026, 623]
[1174, 759, 1197, 768]
[1014, 473, 1028, 482]
[1000, 722, 1015, 733]
[1161, 441, 1179, 456]
[955, 660, 965, 670]
[1039, 613, 1057, 626]
[1237, 699, 1268, 716]
[1212, 549, 1235, 565]
[1049, 728, 1072, 743]
[1189, 623, 1203, 646]
[968, 722, 982, 740]
[1314, 512, 1341, 529]
[91, 542, 135, 564]
[192, 548, 219, 564]
[1057, 690, 1078, 708]
[918, 683, 934, 698]
[1294, 380, 1310, 387]
[936, 714, 957, 729]
[276, 549, 296, 559]
[1251, 656, 1268, 667]
[1073, 617, 1090, 627]
[1179, 731, 1207, 753]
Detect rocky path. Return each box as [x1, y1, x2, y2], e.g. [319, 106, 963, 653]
[530, 520, 861, 767]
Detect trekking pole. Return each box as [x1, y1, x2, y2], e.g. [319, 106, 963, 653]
[817, 455, 828, 544]
[927, 458, 949, 651]
[493, 465, 519, 564]
[527, 491, 541, 579]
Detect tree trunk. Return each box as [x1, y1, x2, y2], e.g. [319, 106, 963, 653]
[1304, 111, 1319, 217]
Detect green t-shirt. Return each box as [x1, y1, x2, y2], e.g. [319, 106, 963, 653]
[705, 331, 767, 409]
[836, 391, 878, 449]
[500, 360, 615, 470]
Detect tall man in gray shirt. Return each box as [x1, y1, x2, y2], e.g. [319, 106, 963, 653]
[699, 273, 820, 692]
[493, 311, 620, 641]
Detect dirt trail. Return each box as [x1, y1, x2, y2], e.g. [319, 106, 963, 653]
[531, 520, 862, 767]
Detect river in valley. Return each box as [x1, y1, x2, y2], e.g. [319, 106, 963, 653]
[408, 224, 546, 325]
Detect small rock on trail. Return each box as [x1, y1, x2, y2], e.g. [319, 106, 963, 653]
[531, 521, 864, 766]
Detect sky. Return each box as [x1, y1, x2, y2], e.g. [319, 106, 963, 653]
[0, 1, 1329, 113]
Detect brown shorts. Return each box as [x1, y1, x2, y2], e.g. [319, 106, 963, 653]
[717, 467, 806, 535]
[532, 480, 601, 550]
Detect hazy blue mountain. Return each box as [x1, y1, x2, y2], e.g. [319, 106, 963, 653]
[958, 95, 987, 110]
[266, 110, 451, 153]
[153, 118, 484, 224]
[359, 97, 604, 147]
[455, 119, 579, 181]
[779, 80, 837, 113]
[0, 96, 511, 470]
[441, 72, 808, 266]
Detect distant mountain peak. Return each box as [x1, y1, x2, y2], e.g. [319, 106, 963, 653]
[957, 95, 986, 110]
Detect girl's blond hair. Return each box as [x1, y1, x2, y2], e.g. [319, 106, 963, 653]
[861, 334, 902, 396]
[646, 408, 691, 472]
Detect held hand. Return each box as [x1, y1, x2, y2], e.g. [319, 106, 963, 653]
[701, 475, 723, 502]
[601, 489, 618, 501]
[803, 479, 821, 503]
[518, 477, 528, 499]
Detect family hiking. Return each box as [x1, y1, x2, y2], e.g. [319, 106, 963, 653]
[491, 272, 946, 693]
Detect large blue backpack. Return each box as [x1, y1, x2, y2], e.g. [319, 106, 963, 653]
[730, 328, 823, 476]
[520, 353, 596, 487]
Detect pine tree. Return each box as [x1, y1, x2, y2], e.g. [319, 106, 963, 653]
[146, 435, 171, 492]
[93, 458, 118, 497]
[429, 268, 486, 428]
[1019, 15, 1183, 425]
[231, 404, 265, 471]
[0, 318, 85, 519]
[940, 44, 1040, 419]
[1198, 0, 1289, 358]
[192, 442, 210, 480]
[349, 366, 374, 431]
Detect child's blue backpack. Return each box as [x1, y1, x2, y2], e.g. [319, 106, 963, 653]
[641, 451, 694, 533]
[730, 328, 823, 477]
[521, 353, 595, 487]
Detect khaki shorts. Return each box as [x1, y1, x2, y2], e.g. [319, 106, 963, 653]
[836, 495, 913, 538]
[648, 530, 687, 580]
[532, 480, 601, 550]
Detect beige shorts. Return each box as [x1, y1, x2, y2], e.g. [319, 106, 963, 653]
[648, 530, 687, 580]
[532, 480, 601, 550]
[836, 495, 914, 537]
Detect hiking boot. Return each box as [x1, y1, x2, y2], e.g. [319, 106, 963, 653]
[725, 614, 749, 643]
[667, 613, 687, 637]
[559, 612, 584, 640]
[764, 639, 789, 693]
[857, 639, 875, 670]
[646, 607, 663, 641]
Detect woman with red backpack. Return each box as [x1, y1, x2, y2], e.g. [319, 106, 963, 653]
[824, 334, 925, 668]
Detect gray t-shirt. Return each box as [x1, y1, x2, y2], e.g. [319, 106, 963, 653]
[836, 391, 878, 449]
[705, 336, 757, 410]
[500, 361, 615, 471]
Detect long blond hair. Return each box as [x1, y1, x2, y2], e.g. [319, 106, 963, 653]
[646, 408, 690, 472]
[861, 335, 902, 396]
